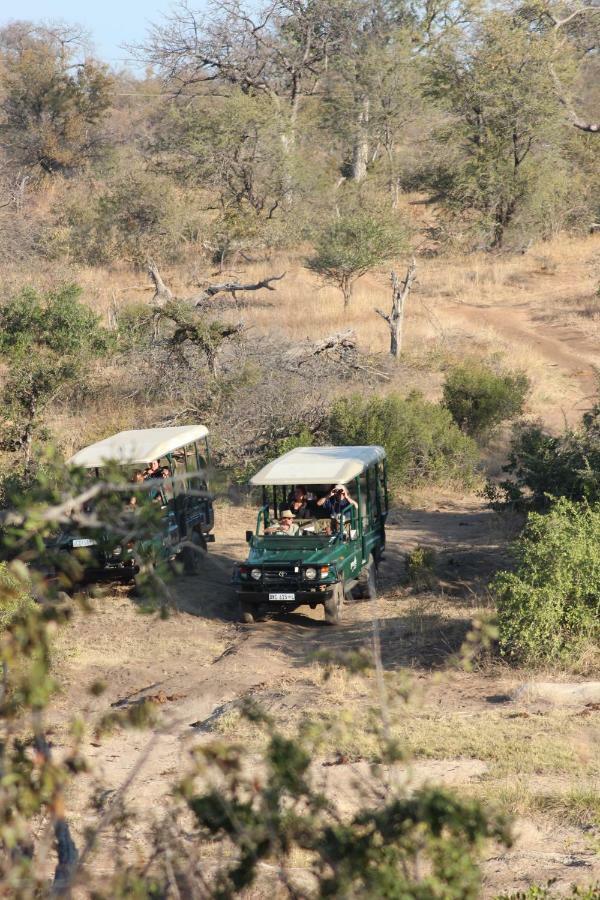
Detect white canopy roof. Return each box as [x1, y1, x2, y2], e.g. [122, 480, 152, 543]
[68, 426, 209, 468]
[250, 445, 385, 486]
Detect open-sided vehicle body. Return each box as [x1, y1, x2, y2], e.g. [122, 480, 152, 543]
[53, 425, 214, 582]
[234, 445, 388, 624]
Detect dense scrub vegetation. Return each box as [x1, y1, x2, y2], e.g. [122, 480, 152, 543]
[488, 403, 600, 510]
[328, 392, 479, 489]
[0, 3, 599, 267]
[493, 498, 600, 666]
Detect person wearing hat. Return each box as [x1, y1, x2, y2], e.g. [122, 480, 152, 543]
[317, 484, 358, 517]
[265, 509, 300, 536]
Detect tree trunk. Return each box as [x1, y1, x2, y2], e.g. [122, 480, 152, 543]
[375, 260, 417, 358]
[351, 96, 370, 182]
[341, 276, 353, 308]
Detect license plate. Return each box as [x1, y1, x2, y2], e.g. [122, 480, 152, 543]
[72, 538, 96, 548]
[268, 592, 295, 602]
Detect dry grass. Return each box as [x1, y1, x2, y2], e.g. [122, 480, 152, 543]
[5, 231, 599, 454]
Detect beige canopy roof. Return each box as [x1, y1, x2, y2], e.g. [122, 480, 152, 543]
[68, 426, 209, 468]
[250, 445, 385, 486]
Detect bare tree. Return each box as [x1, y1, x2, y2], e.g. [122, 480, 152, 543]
[375, 259, 416, 358]
[138, 0, 353, 149]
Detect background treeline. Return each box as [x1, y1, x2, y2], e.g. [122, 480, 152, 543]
[1, 0, 599, 269]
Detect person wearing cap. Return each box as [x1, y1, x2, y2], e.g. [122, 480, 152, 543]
[317, 484, 358, 517]
[265, 509, 300, 536]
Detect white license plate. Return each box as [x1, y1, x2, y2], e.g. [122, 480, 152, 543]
[268, 592, 295, 602]
[72, 538, 97, 548]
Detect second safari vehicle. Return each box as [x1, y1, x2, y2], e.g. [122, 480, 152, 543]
[235, 445, 388, 624]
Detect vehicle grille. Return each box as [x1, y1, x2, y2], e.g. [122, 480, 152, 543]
[262, 568, 300, 584]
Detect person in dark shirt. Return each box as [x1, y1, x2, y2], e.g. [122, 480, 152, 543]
[283, 486, 314, 518]
[316, 484, 358, 517]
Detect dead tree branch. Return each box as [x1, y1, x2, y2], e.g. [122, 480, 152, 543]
[147, 259, 173, 306]
[375, 259, 417, 358]
[192, 272, 286, 306]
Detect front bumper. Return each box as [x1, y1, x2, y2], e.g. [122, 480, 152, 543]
[82, 561, 140, 582]
[237, 586, 335, 609]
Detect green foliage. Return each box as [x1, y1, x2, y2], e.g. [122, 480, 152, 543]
[0, 23, 112, 177]
[307, 211, 409, 305]
[426, 12, 576, 248]
[491, 406, 600, 510]
[443, 361, 529, 437]
[0, 562, 34, 629]
[406, 545, 438, 590]
[183, 711, 510, 899]
[0, 284, 110, 466]
[492, 498, 600, 665]
[114, 302, 154, 350]
[328, 392, 479, 490]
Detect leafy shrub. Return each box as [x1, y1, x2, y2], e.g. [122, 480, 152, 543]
[443, 361, 529, 437]
[492, 407, 600, 510]
[492, 498, 600, 665]
[0, 563, 34, 629]
[405, 545, 437, 589]
[327, 392, 479, 490]
[115, 302, 154, 350]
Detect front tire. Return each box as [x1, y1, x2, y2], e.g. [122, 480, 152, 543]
[240, 600, 255, 624]
[324, 582, 344, 625]
[356, 556, 378, 600]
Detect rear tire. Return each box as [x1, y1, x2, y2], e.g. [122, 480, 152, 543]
[324, 582, 344, 625]
[182, 530, 206, 576]
[356, 556, 378, 600]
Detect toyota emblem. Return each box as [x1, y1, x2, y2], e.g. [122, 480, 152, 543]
[278, 571, 285, 577]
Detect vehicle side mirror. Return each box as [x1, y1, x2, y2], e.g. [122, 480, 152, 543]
[245, 530, 253, 543]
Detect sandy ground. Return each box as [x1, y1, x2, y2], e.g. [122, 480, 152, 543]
[47, 502, 600, 897]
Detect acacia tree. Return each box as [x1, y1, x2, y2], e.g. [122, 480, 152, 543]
[0, 22, 113, 177]
[307, 212, 408, 306]
[426, 12, 574, 248]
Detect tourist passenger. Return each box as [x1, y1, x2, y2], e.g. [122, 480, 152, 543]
[127, 470, 145, 508]
[143, 460, 160, 479]
[283, 486, 314, 518]
[316, 484, 358, 517]
[265, 510, 299, 536]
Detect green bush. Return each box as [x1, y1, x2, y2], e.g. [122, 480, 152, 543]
[115, 302, 154, 350]
[492, 407, 600, 510]
[491, 498, 600, 665]
[327, 392, 479, 490]
[443, 361, 529, 437]
[405, 545, 437, 590]
[0, 563, 34, 629]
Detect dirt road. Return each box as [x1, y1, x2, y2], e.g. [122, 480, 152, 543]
[49, 503, 600, 896]
[438, 297, 600, 428]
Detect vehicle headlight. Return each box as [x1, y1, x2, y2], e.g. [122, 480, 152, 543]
[304, 567, 317, 581]
[250, 568, 262, 581]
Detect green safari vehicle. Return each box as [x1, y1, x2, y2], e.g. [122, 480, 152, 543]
[234, 445, 388, 624]
[51, 425, 215, 585]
